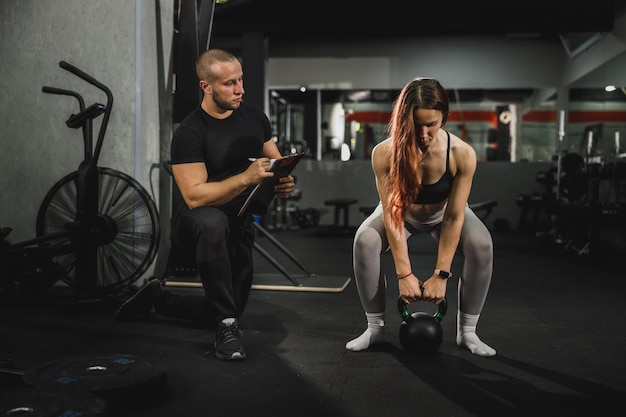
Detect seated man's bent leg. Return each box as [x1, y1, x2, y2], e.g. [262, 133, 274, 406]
[173, 206, 239, 325]
[226, 215, 255, 318]
[173, 207, 247, 360]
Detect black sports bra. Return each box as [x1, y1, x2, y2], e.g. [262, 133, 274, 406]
[413, 131, 454, 205]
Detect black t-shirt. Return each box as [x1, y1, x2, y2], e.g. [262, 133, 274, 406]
[170, 102, 273, 215]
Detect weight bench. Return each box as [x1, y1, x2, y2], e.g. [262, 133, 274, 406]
[468, 200, 498, 221]
[359, 206, 376, 217]
[324, 198, 358, 230]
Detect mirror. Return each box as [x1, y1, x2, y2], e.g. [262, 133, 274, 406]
[564, 87, 626, 162]
[269, 87, 626, 163]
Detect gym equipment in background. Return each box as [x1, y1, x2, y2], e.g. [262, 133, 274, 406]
[1, 354, 166, 414]
[519, 123, 626, 258]
[0, 61, 160, 300]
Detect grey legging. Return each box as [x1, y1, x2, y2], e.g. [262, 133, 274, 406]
[352, 203, 493, 315]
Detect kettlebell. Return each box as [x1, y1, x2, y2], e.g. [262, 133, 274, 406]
[397, 296, 447, 353]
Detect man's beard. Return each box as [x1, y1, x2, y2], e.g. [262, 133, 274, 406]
[213, 94, 239, 111]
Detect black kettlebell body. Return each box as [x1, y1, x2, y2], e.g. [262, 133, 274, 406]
[397, 297, 447, 353]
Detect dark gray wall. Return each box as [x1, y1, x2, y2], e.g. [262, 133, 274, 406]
[0, 0, 172, 242]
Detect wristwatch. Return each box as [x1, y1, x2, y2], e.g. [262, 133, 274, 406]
[434, 269, 452, 279]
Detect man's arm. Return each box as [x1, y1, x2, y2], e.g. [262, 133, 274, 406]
[172, 161, 273, 210]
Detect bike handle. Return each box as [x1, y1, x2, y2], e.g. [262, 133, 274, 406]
[59, 61, 113, 106]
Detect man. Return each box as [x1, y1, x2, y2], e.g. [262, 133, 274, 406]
[116, 49, 295, 361]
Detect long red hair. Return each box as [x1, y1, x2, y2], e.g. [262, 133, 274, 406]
[386, 78, 450, 230]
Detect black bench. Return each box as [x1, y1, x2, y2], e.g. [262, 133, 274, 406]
[324, 198, 358, 230]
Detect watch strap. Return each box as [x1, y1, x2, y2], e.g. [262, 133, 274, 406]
[434, 269, 452, 279]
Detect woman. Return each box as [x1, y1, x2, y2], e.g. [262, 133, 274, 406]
[346, 77, 496, 357]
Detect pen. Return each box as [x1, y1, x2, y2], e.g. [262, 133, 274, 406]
[248, 157, 277, 164]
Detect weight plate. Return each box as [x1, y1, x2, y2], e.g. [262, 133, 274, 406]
[22, 354, 167, 409]
[0, 389, 109, 417]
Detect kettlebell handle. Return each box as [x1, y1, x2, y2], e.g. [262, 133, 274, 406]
[397, 296, 447, 322]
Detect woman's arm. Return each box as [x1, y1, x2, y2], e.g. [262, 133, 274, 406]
[372, 140, 424, 302]
[422, 138, 477, 301]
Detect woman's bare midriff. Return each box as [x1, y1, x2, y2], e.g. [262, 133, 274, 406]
[407, 200, 447, 216]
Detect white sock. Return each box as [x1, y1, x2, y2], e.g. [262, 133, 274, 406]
[222, 318, 235, 325]
[456, 312, 496, 357]
[346, 312, 385, 351]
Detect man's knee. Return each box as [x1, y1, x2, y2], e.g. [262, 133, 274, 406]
[187, 207, 229, 234]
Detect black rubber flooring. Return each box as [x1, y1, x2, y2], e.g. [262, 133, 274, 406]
[1, 227, 625, 416]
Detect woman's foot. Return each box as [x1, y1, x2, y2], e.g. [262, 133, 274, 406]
[456, 332, 496, 357]
[346, 327, 385, 351]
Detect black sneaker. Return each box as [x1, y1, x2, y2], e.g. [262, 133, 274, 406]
[214, 319, 246, 361]
[115, 278, 162, 321]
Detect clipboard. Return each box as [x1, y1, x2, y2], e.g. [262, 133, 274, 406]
[237, 153, 304, 216]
